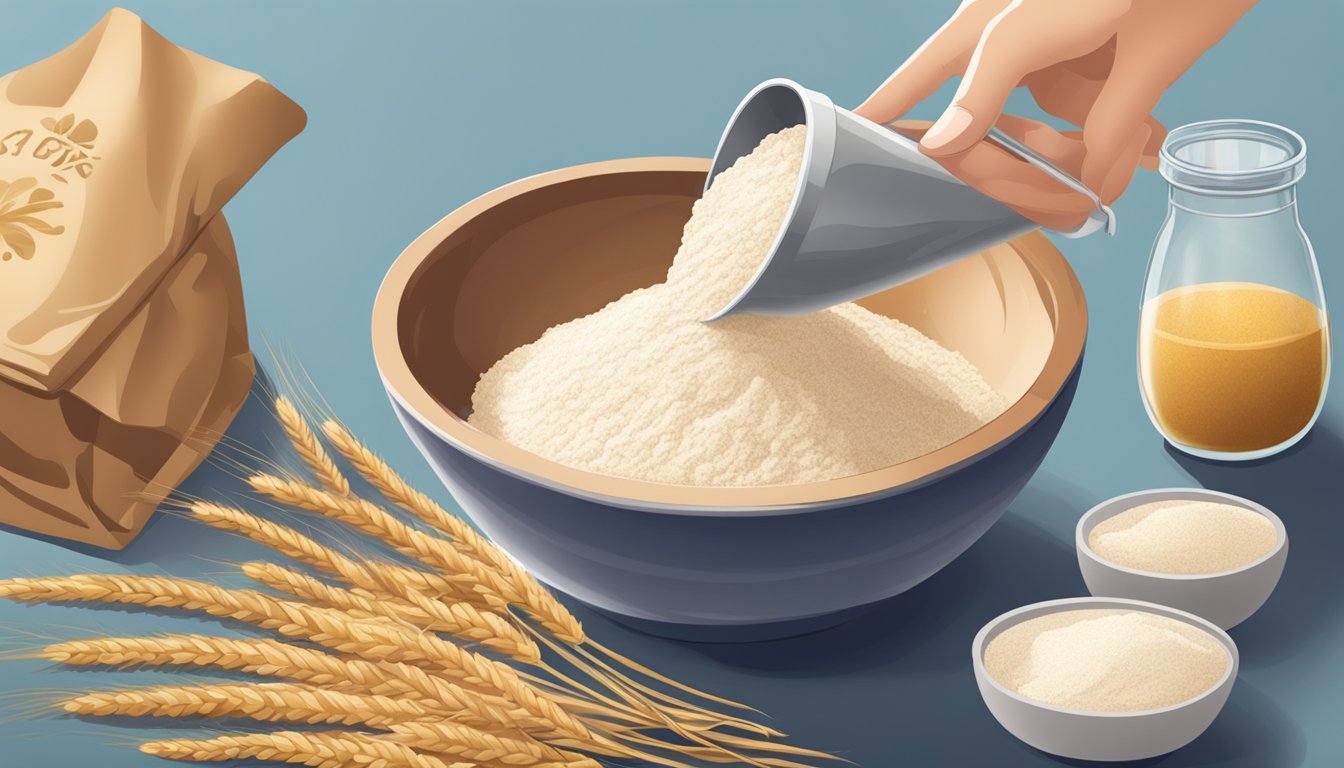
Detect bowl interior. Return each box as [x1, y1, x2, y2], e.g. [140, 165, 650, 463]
[1077, 488, 1287, 579]
[374, 158, 1086, 508]
[973, 597, 1239, 718]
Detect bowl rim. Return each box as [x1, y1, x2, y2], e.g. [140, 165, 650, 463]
[1076, 488, 1288, 581]
[972, 596, 1239, 719]
[371, 156, 1087, 514]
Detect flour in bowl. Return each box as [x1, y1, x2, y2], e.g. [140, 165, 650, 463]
[1088, 500, 1277, 575]
[983, 609, 1230, 713]
[469, 125, 1010, 487]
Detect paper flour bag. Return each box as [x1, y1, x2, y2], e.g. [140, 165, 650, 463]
[0, 8, 305, 548]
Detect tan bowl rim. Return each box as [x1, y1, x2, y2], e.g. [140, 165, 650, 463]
[371, 156, 1088, 514]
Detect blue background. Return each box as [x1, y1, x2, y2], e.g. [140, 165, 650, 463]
[0, 1, 1339, 766]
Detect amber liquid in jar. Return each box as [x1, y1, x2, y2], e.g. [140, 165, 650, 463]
[1140, 281, 1328, 454]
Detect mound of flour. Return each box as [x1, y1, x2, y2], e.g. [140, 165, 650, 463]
[469, 126, 1009, 487]
[983, 609, 1230, 713]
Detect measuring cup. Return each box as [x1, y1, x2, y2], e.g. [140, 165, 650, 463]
[705, 79, 1115, 320]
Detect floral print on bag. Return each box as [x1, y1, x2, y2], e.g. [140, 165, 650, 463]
[0, 177, 65, 261]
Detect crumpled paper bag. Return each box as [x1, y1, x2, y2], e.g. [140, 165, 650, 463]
[0, 8, 305, 548]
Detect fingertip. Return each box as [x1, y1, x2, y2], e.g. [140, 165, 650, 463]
[1099, 124, 1153, 203]
[1142, 117, 1167, 169]
[852, 99, 887, 123]
[919, 105, 977, 155]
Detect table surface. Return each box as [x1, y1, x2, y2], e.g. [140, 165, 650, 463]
[1, 2, 1340, 766]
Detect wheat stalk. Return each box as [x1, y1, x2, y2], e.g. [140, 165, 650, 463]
[65, 682, 438, 728]
[388, 721, 601, 767]
[189, 503, 521, 653]
[321, 421, 486, 551]
[276, 396, 350, 496]
[23, 605, 807, 766]
[190, 502, 486, 616]
[189, 501, 376, 584]
[3, 399, 840, 768]
[0, 575, 600, 745]
[43, 634, 424, 700]
[319, 422, 759, 722]
[241, 560, 381, 620]
[44, 632, 656, 750]
[242, 560, 541, 663]
[396, 587, 542, 664]
[323, 421, 586, 644]
[248, 476, 523, 618]
[40, 635, 555, 735]
[140, 731, 468, 768]
[256, 436, 780, 761]
[372, 559, 484, 603]
[253, 427, 751, 739]
[0, 576, 446, 670]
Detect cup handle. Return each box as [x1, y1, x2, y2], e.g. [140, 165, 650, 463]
[986, 127, 1117, 239]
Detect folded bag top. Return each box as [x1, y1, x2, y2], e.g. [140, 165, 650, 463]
[0, 7, 306, 392]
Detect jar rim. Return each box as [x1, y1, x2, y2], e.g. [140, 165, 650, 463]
[1160, 119, 1305, 195]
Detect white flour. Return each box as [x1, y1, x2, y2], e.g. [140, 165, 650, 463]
[470, 126, 1009, 487]
[984, 609, 1229, 713]
[1089, 500, 1277, 575]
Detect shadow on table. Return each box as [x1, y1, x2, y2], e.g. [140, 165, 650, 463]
[682, 472, 1090, 678]
[664, 466, 1310, 768]
[1166, 410, 1343, 669]
[1050, 680, 1304, 768]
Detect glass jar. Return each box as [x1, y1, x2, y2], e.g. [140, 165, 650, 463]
[1139, 120, 1330, 461]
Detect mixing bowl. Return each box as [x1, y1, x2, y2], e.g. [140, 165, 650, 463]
[973, 597, 1238, 761]
[372, 157, 1087, 641]
[1077, 488, 1288, 629]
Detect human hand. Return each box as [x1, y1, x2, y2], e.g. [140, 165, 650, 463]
[856, 0, 1256, 223]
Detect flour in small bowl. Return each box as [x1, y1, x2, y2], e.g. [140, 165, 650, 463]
[470, 126, 1010, 487]
[1089, 500, 1277, 575]
[983, 609, 1230, 713]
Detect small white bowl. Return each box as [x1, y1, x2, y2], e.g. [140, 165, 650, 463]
[1076, 488, 1288, 629]
[972, 597, 1238, 762]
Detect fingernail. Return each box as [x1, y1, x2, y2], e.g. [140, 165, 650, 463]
[921, 106, 974, 152]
